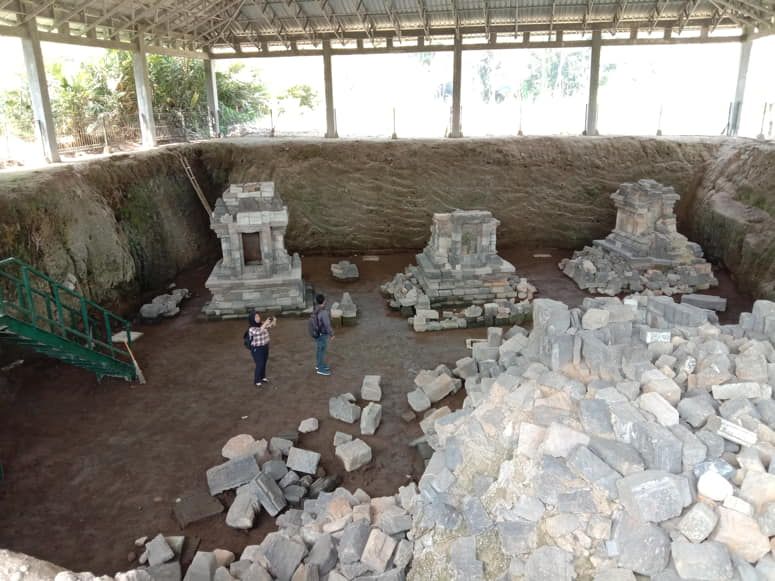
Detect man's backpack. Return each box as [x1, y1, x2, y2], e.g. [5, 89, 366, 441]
[308, 311, 321, 339]
[243, 329, 252, 349]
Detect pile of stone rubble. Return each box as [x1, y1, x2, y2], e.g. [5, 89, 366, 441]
[406, 296, 775, 580]
[331, 261, 360, 282]
[560, 180, 718, 296]
[383, 270, 534, 333]
[139, 288, 191, 319]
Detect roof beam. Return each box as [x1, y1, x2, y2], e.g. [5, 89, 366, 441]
[383, 0, 401, 40]
[710, 0, 770, 26]
[611, 0, 629, 32]
[316, 0, 345, 42]
[17, 0, 58, 24]
[77, 0, 134, 37]
[51, 0, 99, 29]
[549, 0, 557, 33]
[200, 0, 248, 44]
[582, 0, 595, 32]
[249, 0, 293, 48]
[416, 0, 430, 36]
[354, 0, 375, 42]
[451, 0, 460, 34]
[483, 0, 491, 38]
[514, 0, 519, 37]
[285, 0, 318, 43]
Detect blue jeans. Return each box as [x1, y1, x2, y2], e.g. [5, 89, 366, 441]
[315, 335, 330, 371]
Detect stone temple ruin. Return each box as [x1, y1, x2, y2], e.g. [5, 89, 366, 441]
[561, 179, 718, 295]
[202, 182, 305, 318]
[382, 210, 536, 329]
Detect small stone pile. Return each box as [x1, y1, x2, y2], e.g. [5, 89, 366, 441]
[406, 296, 775, 580]
[329, 376, 385, 471]
[139, 288, 191, 319]
[330, 292, 358, 327]
[331, 261, 360, 281]
[207, 430, 340, 533]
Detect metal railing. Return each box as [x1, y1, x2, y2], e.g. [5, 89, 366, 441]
[0, 257, 134, 368]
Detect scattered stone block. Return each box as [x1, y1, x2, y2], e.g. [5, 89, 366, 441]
[331, 260, 359, 281]
[671, 540, 733, 581]
[681, 294, 727, 312]
[183, 552, 217, 581]
[286, 447, 321, 475]
[360, 375, 382, 402]
[524, 546, 574, 581]
[360, 402, 383, 436]
[407, 389, 431, 413]
[207, 456, 260, 495]
[583, 308, 611, 330]
[333, 432, 352, 447]
[542, 422, 590, 458]
[222, 434, 257, 460]
[712, 382, 765, 400]
[567, 445, 620, 498]
[637, 392, 679, 427]
[307, 534, 337, 577]
[706, 416, 758, 446]
[226, 491, 259, 529]
[262, 459, 288, 481]
[338, 519, 371, 563]
[678, 502, 718, 543]
[711, 507, 771, 563]
[739, 471, 775, 511]
[617, 470, 691, 523]
[421, 373, 456, 403]
[361, 529, 397, 573]
[261, 532, 306, 581]
[253, 472, 287, 516]
[298, 418, 319, 434]
[147, 534, 175, 567]
[615, 517, 671, 576]
[698, 470, 733, 501]
[329, 395, 361, 424]
[173, 491, 225, 527]
[335, 439, 372, 471]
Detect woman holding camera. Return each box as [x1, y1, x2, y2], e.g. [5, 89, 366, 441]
[247, 310, 275, 387]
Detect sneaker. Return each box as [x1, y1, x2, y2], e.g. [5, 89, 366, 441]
[255, 382, 263, 387]
[316, 369, 332, 376]
[261, 377, 270, 383]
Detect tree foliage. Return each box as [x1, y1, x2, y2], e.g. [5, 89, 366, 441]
[0, 51, 315, 139]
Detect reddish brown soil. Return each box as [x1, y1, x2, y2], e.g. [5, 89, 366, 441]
[0, 248, 750, 574]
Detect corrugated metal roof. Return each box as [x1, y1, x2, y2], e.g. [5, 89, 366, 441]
[0, 0, 770, 55]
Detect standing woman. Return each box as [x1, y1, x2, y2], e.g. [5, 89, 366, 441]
[248, 310, 275, 387]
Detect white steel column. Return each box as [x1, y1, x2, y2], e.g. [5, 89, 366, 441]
[133, 36, 157, 147]
[585, 30, 601, 136]
[450, 33, 463, 138]
[323, 40, 338, 138]
[729, 31, 753, 136]
[204, 58, 220, 137]
[21, 19, 60, 163]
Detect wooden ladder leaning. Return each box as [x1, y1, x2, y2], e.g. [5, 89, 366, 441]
[176, 153, 212, 215]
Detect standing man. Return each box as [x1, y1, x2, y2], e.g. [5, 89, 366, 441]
[311, 294, 334, 376]
[248, 310, 275, 387]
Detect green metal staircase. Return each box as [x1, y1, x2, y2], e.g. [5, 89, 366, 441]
[0, 257, 137, 381]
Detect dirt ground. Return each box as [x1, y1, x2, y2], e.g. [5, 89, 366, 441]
[0, 248, 751, 574]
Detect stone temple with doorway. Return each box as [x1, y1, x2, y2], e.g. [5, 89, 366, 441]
[560, 179, 718, 295]
[383, 209, 535, 311]
[202, 182, 305, 318]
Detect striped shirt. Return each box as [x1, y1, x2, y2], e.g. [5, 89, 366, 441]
[249, 325, 270, 347]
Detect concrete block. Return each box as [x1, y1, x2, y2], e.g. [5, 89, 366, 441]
[361, 375, 382, 402]
[616, 470, 692, 523]
[335, 438, 372, 471]
[360, 528, 397, 573]
[360, 402, 383, 436]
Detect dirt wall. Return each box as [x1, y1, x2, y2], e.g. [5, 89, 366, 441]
[1, 136, 772, 306]
[689, 142, 775, 301]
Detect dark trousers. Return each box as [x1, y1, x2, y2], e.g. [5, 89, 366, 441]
[251, 344, 269, 383]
